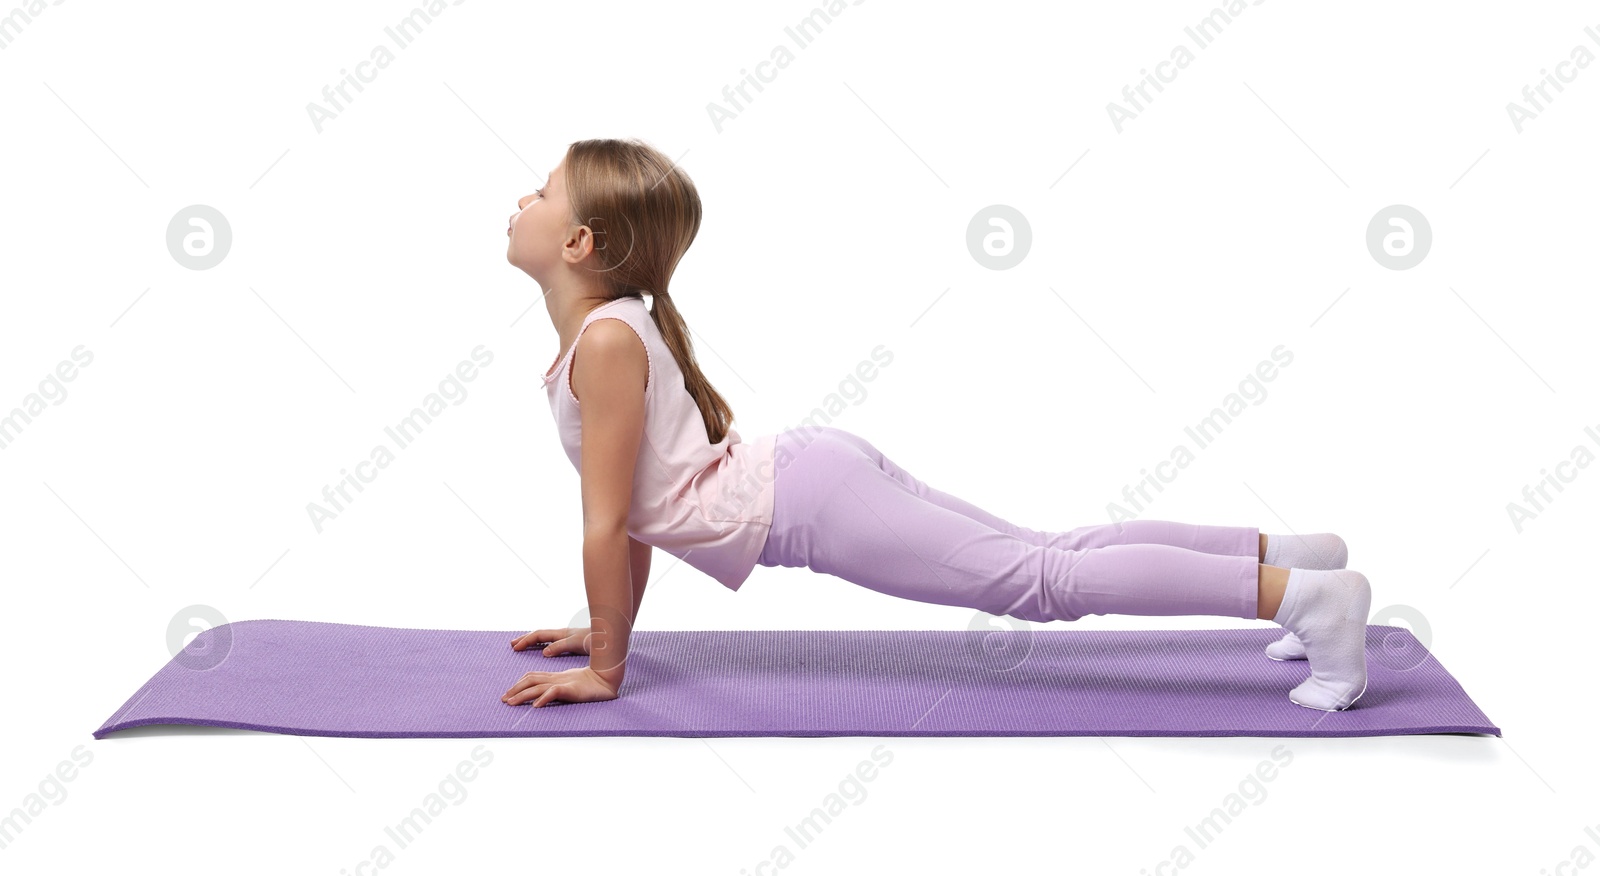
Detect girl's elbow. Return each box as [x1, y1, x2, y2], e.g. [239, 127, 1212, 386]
[582, 520, 630, 542]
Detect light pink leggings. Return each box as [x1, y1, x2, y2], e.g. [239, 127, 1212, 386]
[755, 426, 1260, 622]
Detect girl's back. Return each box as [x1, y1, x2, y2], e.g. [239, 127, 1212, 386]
[542, 293, 777, 591]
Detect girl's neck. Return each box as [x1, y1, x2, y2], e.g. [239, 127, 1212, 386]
[545, 286, 624, 369]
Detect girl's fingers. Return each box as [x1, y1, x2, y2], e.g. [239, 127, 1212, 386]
[504, 671, 553, 700]
[512, 628, 569, 650]
[533, 685, 567, 707]
[511, 682, 565, 707]
[507, 682, 546, 705]
[542, 635, 580, 656]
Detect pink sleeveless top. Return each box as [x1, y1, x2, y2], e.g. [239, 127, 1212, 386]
[541, 295, 778, 591]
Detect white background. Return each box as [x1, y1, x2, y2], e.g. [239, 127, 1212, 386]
[3, 0, 1595, 872]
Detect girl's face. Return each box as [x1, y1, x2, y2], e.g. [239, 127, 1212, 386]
[506, 159, 572, 283]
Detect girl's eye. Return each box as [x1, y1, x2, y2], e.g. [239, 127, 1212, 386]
[535, 189, 545, 199]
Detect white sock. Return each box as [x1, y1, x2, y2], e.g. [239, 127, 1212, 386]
[1264, 632, 1308, 661]
[1271, 567, 1371, 711]
[1262, 532, 1347, 571]
[1262, 533, 1347, 662]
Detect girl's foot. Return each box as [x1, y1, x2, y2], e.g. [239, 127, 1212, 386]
[1272, 567, 1371, 712]
[1264, 632, 1308, 661]
[1261, 533, 1347, 661]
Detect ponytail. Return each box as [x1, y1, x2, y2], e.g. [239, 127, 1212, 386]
[645, 290, 735, 445]
[562, 138, 735, 445]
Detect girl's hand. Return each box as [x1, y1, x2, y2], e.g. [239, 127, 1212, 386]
[502, 666, 618, 707]
[511, 627, 592, 656]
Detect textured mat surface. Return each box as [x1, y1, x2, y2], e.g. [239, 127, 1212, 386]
[94, 619, 1500, 739]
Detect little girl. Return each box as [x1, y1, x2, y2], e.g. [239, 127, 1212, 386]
[500, 138, 1371, 714]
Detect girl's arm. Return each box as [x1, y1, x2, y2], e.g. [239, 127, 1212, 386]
[629, 535, 652, 622]
[571, 319, 650, 693]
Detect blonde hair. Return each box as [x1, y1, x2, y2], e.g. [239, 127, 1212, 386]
[561, 137, 735, 445]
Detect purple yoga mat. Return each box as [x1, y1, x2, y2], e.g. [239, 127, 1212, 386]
[94, 619, 1500, 739]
